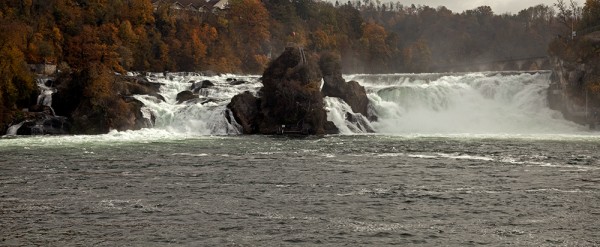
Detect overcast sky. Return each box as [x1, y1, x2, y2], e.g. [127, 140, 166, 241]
[379, 0, 585, 14]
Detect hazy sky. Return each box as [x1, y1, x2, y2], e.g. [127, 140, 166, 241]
[383, 0, 585, 14]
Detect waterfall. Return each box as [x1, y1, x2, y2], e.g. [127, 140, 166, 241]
[5, 121, 26, 136]
[36, 78, 57, 116]
[133, 74, 260, 135]
[325, 97, 374, 134]
[347, 72, 583, 134]
[130, 71, 583, 136]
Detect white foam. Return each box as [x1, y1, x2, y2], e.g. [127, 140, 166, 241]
[172, 153, 209, 157]
[437, 153, 495, 161]
[5, 72, 600, 142]
[357, 72, 588, 135]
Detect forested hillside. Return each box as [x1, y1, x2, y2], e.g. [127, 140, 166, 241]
[0, 0, 565, 74]
[0, 0, 577, 131]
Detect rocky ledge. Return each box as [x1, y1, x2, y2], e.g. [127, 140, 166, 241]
[5, 64, 162, 135]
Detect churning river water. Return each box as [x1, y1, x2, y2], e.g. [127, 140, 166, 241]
[1, 134, 600, 246]
[2, 72, 600, 246]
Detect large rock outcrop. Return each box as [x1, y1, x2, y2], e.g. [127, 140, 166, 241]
[319, 52, 375, 122]
[6, 105, 71, 136]
[227, 47, 377, 135]
[51, 64, 160, 134]
[548, 31, 600, 127]
[227, 46, 328, 135]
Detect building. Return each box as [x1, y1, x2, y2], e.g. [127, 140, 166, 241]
[29, 64, 57, 75]
[151, 0, 229, 13]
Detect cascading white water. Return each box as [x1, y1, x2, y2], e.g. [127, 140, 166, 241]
[5, 121, 26, 136]
[133, 73, 261, 135]
[131, 71, 585, 136]
[36, 78, 57, 116]
[347, 72, 584, 134]
[325, 97, 374, 134]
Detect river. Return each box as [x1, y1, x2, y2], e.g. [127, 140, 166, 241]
[1, 72, 599, 246]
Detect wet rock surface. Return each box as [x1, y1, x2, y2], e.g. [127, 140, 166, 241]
[320, 52, 372, 119]
[228, 46, 327, 135]
[227, 48, 375, 135]
[227, 91, 259, 134]
[49, 67, 158, 134]
[176, 91, 198, 104]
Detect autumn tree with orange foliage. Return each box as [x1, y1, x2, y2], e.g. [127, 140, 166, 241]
[228, 0, 271, 73]
[360, 22, 393, 72]
[0, 20, 36, 128]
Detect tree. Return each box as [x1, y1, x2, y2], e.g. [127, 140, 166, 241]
[360, 22, 391, 72]
[126, 0, 155, 26]
[403, 39, 431, 72]
[0, 21, 35, 126]
[555, 0, 581, 33]
[310, 28, 337, 52]
[228, 0, 271, 72]
[582, 0, 600, 28]
[64, 25, 124, 73]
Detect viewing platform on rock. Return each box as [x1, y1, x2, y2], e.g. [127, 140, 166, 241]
[276, 124, 310, 135]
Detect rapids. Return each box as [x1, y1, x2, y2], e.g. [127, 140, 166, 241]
[133, 71, 586, 137]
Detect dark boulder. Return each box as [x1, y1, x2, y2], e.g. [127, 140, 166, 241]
[191, 80, 215, 93]
[227, 91, 259, 134]
[227, 45, 327, 135]
[225, 48, 374, 136]
[229, 79, 247, 86]
[259, 46, 326, 135]
[115, 75, 164, 100]
[40, 116, 70, 135]
[201, 80, 215, 88]
[124, 97, 155, 129]
[319, 52, 372, 118]
[324, 121, 339, 134]
[14, 113, 70, 135]
[44, 79, 55, 87]
[176, 91, 198, 104]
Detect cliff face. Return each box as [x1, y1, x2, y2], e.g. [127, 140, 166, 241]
[548, 31, 600, 127]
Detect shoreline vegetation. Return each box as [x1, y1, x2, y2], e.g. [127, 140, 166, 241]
[1, 0, 599, 135]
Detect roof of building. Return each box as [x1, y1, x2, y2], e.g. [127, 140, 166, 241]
[152, 0, 228, 9]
